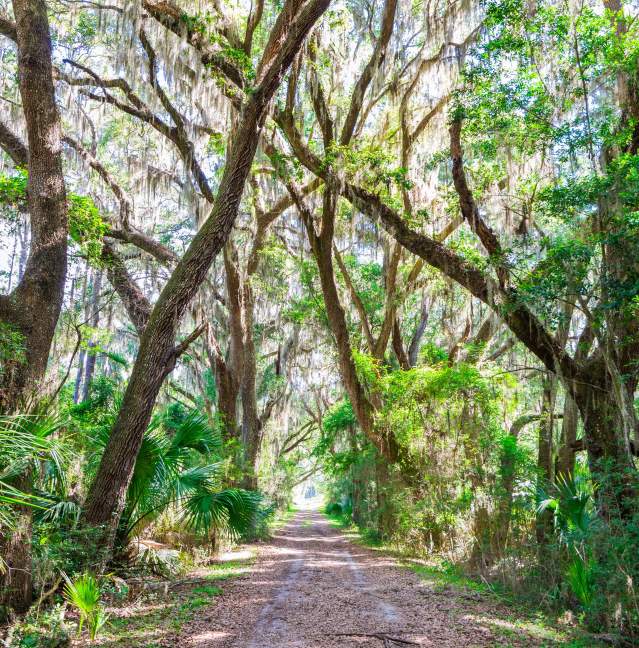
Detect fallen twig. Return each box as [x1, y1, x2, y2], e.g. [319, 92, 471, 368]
[330, 632, 419, 646]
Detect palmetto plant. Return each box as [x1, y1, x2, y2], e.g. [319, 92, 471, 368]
[0, 413, 69, 529]
[62, 571, 108, 639]
[537, 474, 595, 607]
[86, 405, 265, 545]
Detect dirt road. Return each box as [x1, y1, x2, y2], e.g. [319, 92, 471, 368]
[181, 510, 557, 647]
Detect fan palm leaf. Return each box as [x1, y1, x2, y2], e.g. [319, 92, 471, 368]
[0, 413, 68, 529]
[62, 572, 103, 637]
[181, 488, 263, 537]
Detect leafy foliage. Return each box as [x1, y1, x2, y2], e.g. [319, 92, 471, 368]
[62, 572, 108, 640]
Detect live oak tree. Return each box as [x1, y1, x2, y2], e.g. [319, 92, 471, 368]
[1, 0, 639, 634]
[81, 0, 331, 548]
[0, 0, 67, 613]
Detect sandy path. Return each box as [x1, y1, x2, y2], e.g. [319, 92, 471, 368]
[181, 510, 552, 647]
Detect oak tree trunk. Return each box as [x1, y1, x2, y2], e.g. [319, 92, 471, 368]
[0, 0, 68, 614]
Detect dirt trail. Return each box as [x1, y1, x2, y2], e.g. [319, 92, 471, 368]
[181, 510, 553, 647]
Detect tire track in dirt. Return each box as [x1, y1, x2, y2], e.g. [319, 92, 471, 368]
[182, 510, 554, 647]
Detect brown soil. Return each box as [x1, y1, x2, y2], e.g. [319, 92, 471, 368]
[174, 510, 558, 647]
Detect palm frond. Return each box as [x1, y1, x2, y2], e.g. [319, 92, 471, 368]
[0, 413, 68, 492]
[167, 410, 222, 455]
[172, 463, 223, 499]
[38, 498, 82, 524]
[181, 488, 263, 537]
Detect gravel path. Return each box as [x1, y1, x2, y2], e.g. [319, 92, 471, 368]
[180, 510, 554, 647]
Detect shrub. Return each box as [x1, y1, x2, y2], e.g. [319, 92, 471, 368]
[6, 604, 70, 648]
[62, 572, 108, 641]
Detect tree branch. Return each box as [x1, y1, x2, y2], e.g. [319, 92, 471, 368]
[0, 120, 28, 166]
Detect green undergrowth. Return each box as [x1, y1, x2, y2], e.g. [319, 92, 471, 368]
[95, 557, 250, 646]
[96, 506, 296, 645]
[324, 510, 608, 648]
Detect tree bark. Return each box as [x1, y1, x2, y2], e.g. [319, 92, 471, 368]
[556, 392, 578, 480]
[573, 366, 638, 517]
[0, 0, 68, 615]
[0, 0, 67, 412]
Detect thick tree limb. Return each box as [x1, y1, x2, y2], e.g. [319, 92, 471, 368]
[333, 244, 376, 352]
[0, 15, 16, 42]
[449, 119, 508, 283]
[142, 0, 245, 96]
[339, 0, 398, 145]
[0, 120, 28, 166]
[101, 242, 151, 335]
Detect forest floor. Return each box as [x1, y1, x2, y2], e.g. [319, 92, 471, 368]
[91, 509, 606, 648]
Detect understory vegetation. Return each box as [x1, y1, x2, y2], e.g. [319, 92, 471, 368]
[1, 0, 639, 644]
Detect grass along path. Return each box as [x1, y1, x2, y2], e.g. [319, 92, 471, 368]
[73, 551, 255, 647]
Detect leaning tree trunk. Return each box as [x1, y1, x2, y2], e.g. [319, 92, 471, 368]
[240, 280, 262, 489]
[222, 242, 263, 486]
[81, 0, 331, 557]
[0, 0, 68, 615]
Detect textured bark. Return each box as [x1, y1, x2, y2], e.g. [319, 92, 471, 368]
[0, 119, 28, 166]
[391, 318, 410, 370]
[556, 393, 578, 479]
[407, 294, 430, 367]
[0, 472, 33, 614]
[82, 0, 330, 549]
[102, 242, 151, 335]
[0, 0, 67, 412]
[238, 275, 261, 488]
[206, 331, 239, 441]
[0, 0, 68, 614]
[573, 367, 638, 515]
